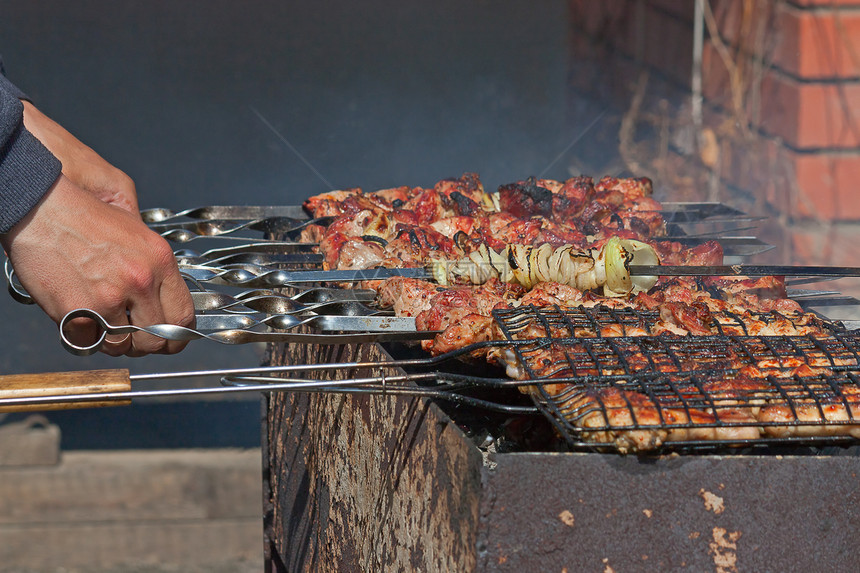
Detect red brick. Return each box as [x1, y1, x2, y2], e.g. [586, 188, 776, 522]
[705, 124, 860, 221]
[689, 104, 860, 221]
[714, 0, 860, 79]
[568, 0, 635, 41]
[639, 2, 694, 85]
[699, 43, 762, 125]
[719, 139, 860, 221]
[702, 43, 860, 149]
[776, 6, 860, 79]
[575, 0, 860, 80]
[566, 8, 642, 106]
[567, 0, 693, 109]
[708, 0, 777, 53]
[710, 133, 793, 210]
[792, 151, 860, 220]
[789, 229, 818, 263]
[760, 74, 860, 149]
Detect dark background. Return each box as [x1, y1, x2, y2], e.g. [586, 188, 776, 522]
[0, 0, 609, 448]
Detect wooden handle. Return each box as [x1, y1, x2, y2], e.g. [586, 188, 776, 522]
[0, 369, 131, 412]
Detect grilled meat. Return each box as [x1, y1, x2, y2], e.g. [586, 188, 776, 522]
[526, 366, 856, 454]
[491, 338, 857, 381]
[384, 276, 831, 356]
[302, 173, 860, 451]
[494, 175, 666, 236]
[378, 276, 441, 317]
[759, 398, 860, 439]
[309, 173, 678, 284]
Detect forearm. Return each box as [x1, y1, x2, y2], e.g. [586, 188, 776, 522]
[0, 64, 61, 234]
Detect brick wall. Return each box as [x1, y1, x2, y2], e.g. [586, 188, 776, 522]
[568, 0, 860, 289]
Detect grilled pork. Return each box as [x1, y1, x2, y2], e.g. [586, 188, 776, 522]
[303, 173, 858, 451]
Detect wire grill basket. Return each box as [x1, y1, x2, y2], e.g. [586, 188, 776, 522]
[490, 305, 860, 453]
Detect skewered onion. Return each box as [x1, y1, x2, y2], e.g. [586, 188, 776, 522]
[431, 237, 659, 296]
[603, 237, 659, 296]
[480, 192, 501, 212]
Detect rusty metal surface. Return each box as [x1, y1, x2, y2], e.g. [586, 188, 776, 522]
[479, 453, 860, 572]
[264, 340, 483, 572]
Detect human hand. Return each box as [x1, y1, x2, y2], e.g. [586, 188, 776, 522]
[21, 101, 140, 216]
[0, 175, 195, 356]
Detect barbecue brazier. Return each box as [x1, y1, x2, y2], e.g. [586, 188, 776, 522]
[261, 338, 860, 572]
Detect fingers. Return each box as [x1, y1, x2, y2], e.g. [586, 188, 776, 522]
[155, 269, 196, 355]
[66, 278, 193, 358]
[100, 312, 134, 357]
[118, 233, 195, 357]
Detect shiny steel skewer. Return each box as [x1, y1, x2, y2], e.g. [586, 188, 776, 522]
[152, 216, 332, 243]
[58, 308, 432, 356]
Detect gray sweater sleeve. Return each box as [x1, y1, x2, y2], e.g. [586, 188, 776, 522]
[0, 58, 62, 233]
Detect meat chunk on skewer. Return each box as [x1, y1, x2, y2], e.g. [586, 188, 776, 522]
[413, 279, 525, 354]
[378, 276, 440, 317]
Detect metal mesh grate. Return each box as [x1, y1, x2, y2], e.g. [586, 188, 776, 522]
[489, 304, 860, 452]
[492, 304, 843, 340]
[529, 370, 860, 453]
[499, 333, 860, 379]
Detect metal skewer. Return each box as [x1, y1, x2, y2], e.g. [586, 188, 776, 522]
[629, 265, 860, 277]
[190, 289, 380, 315]
[178, 263, 860, 289]
[151, 216, 333, 243]
[140, 202, 761, 225]
[58, 308, 435, 356]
